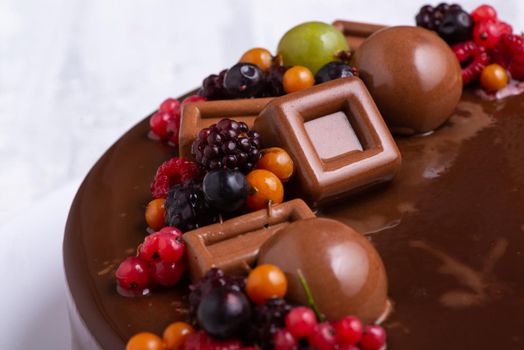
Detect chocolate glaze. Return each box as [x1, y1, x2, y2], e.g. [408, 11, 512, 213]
[64, 26, 524, 350]
[258, 218, 389, 324]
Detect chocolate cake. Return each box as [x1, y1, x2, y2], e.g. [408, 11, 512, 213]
[63, 20, 524, 349]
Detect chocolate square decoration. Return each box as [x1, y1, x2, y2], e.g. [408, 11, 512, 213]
[178, 97, 273, 158]
[183, 199, 315, 281]
[332, 20, 385, 49]
[254, 77, 401, 206]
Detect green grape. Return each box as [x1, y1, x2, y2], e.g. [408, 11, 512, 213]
[277, 22, 349, 74]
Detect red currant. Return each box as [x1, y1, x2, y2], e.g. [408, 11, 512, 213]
[359, 325, 386, 350]
[115, 257, 151, 291]
[182, 95, 207, 105]
[285, 306, 317, 338]
[149, 111, 173, 139]
[273, 329, 298, 350]
[139, 227, 184, 263]
[473, 19, 512, 49]
[150, 259, 186, 286]
[159, 98, 181, 114]
[308, 323, 337, 350]
[471, 4, 497, 23]
[332, 316, 363, 346]
[338, 345, 359, 350]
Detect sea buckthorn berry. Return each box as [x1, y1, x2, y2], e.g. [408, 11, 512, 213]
[283, 66, 314, 93]
[285, 306, 317, 338]
[359, 325, 386, 350]
[257, 147, 294, 182]
[332, 316, 363, 345]
[246, 264, 288, 304]
[126, 332, 165, 350]
[273, 329, 298, 350]
[308, 322, 337, 350]
[145, 198, 166, 231]
[162, 322, 194, 350]
[245, 169, 284, 210]
[240, 48, 273, 72]
[116, 257, 151, 292]
[480, 63, 509, 92]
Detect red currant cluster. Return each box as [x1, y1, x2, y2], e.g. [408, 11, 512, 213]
[417, 3, 524, 93]
[149, 95, 207, 145]
[115, 227, 186, 296]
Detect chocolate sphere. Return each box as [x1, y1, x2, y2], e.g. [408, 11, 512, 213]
[258, 218, 389, 324]
[353, 26, 462, 135]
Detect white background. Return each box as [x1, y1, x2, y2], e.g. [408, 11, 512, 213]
[0, 0, 522, 348]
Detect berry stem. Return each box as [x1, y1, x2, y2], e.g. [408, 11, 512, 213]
[297, 269, 326, 322]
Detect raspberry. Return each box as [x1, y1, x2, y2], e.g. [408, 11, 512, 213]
[451, 40, 490, 84]
[184, 331, 242, 350]
[191, 118, 262, 173]
[199, 69, 229, 100]
[150, 157, 200, 199]
[164, 178, 219, 232]
[492, 33, 524, 80]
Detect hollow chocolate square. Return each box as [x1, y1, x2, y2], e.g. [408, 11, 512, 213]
[178, 97, 273, 158]
[254, 77, 401, 206]
[332, 20, 385, 49]
[183, 199, 315, 281]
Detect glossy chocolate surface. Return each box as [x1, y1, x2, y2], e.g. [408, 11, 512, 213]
[184, 199, 315, 281]
[254, 77, 401, 206]
[353, 26, 463, 135]
[258, 218, 389, 324]
[64, 25, 524, 350]
[179, 97, 272, 158]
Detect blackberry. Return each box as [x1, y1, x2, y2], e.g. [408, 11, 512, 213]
[199, 69, 228, 100]
[191, 118, 262, 173]
[188, 268, 245, 321]
[416, 3, 462, 31]
[248, 298, 292, 349]
[164, 179, 219, 232]
[264, 65, 287, 96]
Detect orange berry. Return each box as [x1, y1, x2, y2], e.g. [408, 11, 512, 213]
[480, 63, 509, 92]
[145, 198, 165, 230]
[163, 322, 194, 350]
[283, 66, 314, 93]
[257, 147, 294, 182]
[126, 332, 165, 350]
[245, 169, 284, 211]
[240, 48, 273, 72]
[246, 264, 288, 304]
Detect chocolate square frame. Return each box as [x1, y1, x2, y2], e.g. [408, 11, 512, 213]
[183, 199, 315, 281]
[178, 97, 273, 158]
[254, 77, 401, 205]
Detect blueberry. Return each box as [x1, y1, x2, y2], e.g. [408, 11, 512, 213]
[203, 169, 248, 212]
[315, 61, 354, 84]
[223, 63, 264, 98]
[197, 287, 251, 339]
[437, 8, 473, 44]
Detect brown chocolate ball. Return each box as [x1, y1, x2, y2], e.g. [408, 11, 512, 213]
[353, 26, 462, 135]
[257, 218, 389, 324]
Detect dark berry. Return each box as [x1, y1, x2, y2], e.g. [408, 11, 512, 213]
[451, 40, 490, 84]
[188, 268, 246, 320]
[197, 287, 252, 339]
[191, 118, 261, 173]
[115, 257, 151, 292]
[203, 169, 248, 212]
[248, 298, 292, 350]
[265, 65, 287, 96]
[273, 329, 298, 350]
[151, 157, 200, 199]
[223, 63, 265, 98]
[315, 61, 355, 84]
[164, 179, 219, 232]
[437, 8, 473, 44]
[199, 69, 229, 100]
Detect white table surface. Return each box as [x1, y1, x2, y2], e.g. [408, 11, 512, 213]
[0, 0, 522, 348]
